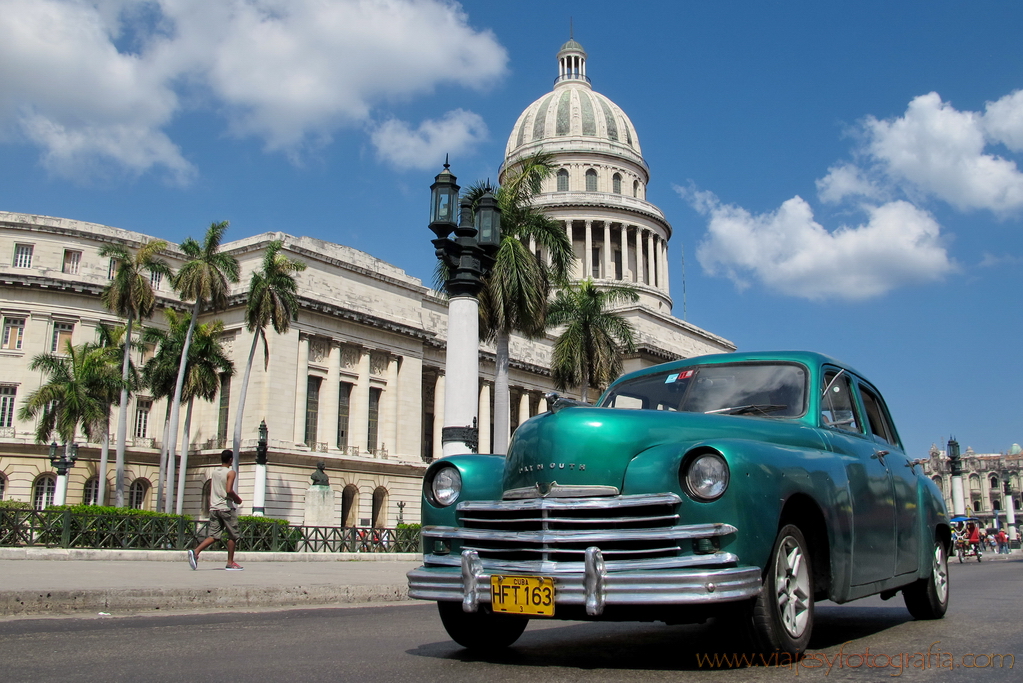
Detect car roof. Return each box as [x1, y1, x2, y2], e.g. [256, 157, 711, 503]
[611, 350, 867, 386]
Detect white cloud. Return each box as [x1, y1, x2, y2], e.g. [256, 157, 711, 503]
[679, 187, 955, 301]
[820, 91, 1023, 215]
[370, 110, 487, 170]
[0, 0, 507, 181]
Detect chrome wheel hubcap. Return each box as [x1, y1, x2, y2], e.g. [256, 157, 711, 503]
[775, 536, 811, 638]
[933, 544, 949, 604]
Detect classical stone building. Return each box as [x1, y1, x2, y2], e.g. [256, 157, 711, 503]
[922, 442, 1023, 527]
[0, 40, 733, 526]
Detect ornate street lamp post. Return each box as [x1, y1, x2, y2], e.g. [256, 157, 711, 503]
[49, 440, 78, 506]
[429, 159, 501, 457]
[948, 436, 965, 517]
[253, 419, 268, 516]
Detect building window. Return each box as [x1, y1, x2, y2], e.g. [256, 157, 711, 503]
[51, 322, 74, 354]
[372, 487, 388, 527]
[612, 173, 622, 194]
[129, 479, 149, 510]
[62, 250, 82, 275]
[0, 473, 6, 500]
[337, 382, 352, 449]
[83, 477, 99, 506]
[633, 180, 639, 197]
[2, 318, 25, 350]
[13, 244, 33, 268]
[216, 372, 231, 445]
[34, 475, 56, 510]
[585, 169, 597, 192]
[591, 247, 601, 278]
[367, 387, 382, 451]
[0, 387, 16, 429]
[341, 485, 358, 526]
[557, 169, 569, 191]
[305, 376, 321, 446]
[149, 270, 162, 290]
[614, 249, 623, 280]
[201, 480, 212, 517]
[134, 399, 152, 438]
[107, 258, 117, 280]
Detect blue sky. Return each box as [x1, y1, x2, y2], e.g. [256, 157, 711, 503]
[2, 0, 1022, 456]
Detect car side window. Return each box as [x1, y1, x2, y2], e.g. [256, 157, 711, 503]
[859, 385, 899, 447]
[821, 371, 861, 433]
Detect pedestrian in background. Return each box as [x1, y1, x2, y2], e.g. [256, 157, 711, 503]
[187, 450, 244, 570]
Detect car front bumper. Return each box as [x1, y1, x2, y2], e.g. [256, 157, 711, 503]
[407, 547, 763, 616]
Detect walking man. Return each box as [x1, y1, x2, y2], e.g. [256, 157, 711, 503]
[188, 449, 244, 570]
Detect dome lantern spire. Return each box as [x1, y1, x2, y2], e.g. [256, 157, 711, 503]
[556, 37, 589, 88]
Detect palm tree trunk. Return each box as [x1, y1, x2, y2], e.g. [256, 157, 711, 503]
[164, 423, 176, 513]
[155, 405, 172, 511]
[114, 315, 133, 507]
[581, 368, 590, 403]
[165, 302, 200, 507]
[175, 398, 194, 515]
[97, 423, 110, 506]
[231, 329, 261, 474]
[492, 331, 511, 455]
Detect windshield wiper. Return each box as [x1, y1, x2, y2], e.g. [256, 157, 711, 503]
[705, 404, 788, 416]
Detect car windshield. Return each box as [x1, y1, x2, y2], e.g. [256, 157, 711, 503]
[600, 362, 807, 418]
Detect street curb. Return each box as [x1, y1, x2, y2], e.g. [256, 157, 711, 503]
[0, 584, 410, 616]
[0, 548, 421, 562]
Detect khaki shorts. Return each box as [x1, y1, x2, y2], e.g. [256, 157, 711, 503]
[208, 508, 240, 541]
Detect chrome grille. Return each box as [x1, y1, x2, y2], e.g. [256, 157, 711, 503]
[455, 493, 686, 562]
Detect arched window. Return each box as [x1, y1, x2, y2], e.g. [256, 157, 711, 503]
[612, 173, 622, 194]
[34, 475, 56, 510]
[556, 169, 569, 192]
[585, 169, 597, 192]
[0, 472, 6, 500]
[990, 475, 1000, 489]
[372, 486, 388, 528]
[83, 477, 99, 506]
[201, 479, 212, 517]
[129, 478, 150, 510]
[633, 180, 639, 197]
[341, 484, 358, 527]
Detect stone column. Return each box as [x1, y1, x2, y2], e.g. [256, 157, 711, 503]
[647, 231, 657, 288]
[584, 220, 593, 279]
[293, 333, 310, 445]
[478, 382, 491, 455]
[660, 237, 670, 292]
[620, 224, 630, 281]
[323, 341, 341, 449]
[518, 391, 530, 427]
[635, 228, 645, 285]
[432, 372, 445, 460]
[383, 355, 400, 458]
[603, 222, 613, 280]
[395, 355, 421, 460]
[537, 396, 548, 414]
[350, 347, 371, 455]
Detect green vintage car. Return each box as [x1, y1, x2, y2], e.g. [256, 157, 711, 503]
[407, 351, 951, 655]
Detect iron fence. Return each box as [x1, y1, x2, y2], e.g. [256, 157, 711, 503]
[0, 509, 420, 554]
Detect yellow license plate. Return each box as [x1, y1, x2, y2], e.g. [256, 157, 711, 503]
[490, 574, 555, 616]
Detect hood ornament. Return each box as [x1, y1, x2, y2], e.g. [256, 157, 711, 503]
[545, 392, 591, 414]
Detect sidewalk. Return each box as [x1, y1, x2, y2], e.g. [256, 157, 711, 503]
[0, 548, 421, 617]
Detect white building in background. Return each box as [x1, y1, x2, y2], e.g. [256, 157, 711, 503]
[0, 40, 733, 526]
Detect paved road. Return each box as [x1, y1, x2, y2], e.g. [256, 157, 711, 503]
[1, 555, 1018, 683]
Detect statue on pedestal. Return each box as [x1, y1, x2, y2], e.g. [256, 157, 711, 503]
[311, 461, 329, 487]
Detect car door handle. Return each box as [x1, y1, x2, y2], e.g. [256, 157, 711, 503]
[872, 450, 890, 461]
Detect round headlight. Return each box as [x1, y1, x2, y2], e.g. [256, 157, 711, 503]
[684, 452, 729, 501]
[430, 466, 462, 507]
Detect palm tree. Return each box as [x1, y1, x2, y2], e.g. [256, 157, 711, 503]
[166, 221, 239, 505]
[91, 324, 137, 506]
[99, 241, 171, 507]
[547, 279, 639, 402]
[463, 151, 572, 453]
[173, 319, 233, 514]
[18, 341, 122, 457]
[231, 240, 306, 472]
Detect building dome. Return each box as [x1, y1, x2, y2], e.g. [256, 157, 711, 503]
[504, 39, 643, 167]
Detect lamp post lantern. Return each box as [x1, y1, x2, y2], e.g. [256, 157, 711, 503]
[49, 440, 78, 506]
[429, 159, 501, 456]
[253, 419, 268, 516]
[948, 436, 965, 517]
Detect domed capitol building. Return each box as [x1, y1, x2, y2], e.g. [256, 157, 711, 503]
[0, 40, 733, 526]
